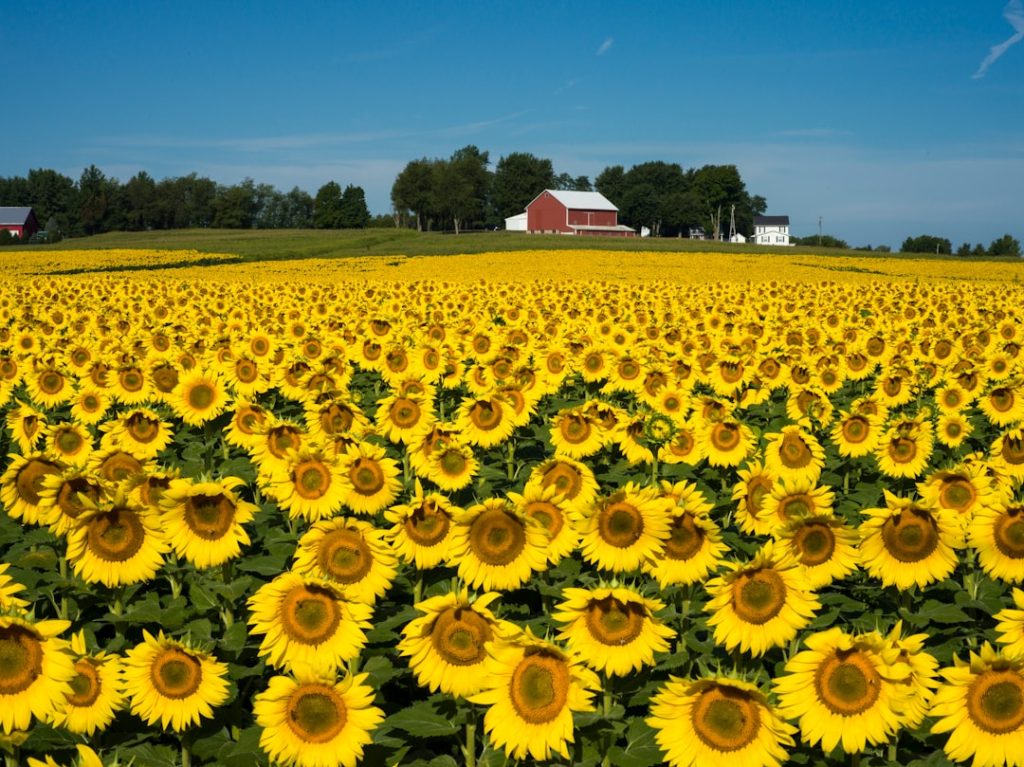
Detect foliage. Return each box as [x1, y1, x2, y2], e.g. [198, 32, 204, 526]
[901, 234, 953, 255]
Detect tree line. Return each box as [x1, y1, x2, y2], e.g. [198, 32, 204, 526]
[391, 146, 768, 237]
[0, 166, 376, 243]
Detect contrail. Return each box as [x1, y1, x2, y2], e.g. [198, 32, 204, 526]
[974, 0, 1024, 78]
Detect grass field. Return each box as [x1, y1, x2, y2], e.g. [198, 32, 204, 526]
[7, 227, 1009, 264]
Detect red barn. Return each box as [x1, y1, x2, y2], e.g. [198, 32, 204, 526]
[0, 207, 41, 239]
[525, 190, 635, 237]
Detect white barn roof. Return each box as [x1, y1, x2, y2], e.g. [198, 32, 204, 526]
[0, 207, 34, 225]
[529, 190, 618, 212]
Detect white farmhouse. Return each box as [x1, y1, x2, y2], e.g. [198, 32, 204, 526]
[753, 215, 792, 246]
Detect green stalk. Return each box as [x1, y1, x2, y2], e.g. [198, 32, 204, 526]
[601, 677, 614, 767]
[464, 706, 477, 767]
[58, 554, 69, 620]
[650, 453, 659, 486]
[888, 735, 898, 765]
[848, 751, 861, 767]
[505, 438, 516, 481]
[413, 571, 424, 604]
[181, 736, 192, 767]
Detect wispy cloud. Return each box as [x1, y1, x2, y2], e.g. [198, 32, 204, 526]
[596, 37, 614, 56]
[973, 0, 1024, 79]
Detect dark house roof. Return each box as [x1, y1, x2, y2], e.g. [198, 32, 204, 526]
[0, 207, 37, 226]
[754, 215, 790, 226]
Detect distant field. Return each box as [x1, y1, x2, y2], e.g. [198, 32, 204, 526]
[6, 228, 1006, 263]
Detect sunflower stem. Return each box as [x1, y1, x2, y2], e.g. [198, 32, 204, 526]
[888, 736, 898, 764]
[181, 738, 191, 767]
[650, 453, 659, 485]
[58, 554, 69, 620]
[464, 706, 477, 767]
[848, 751, 860, 767]
[413, 571, 424, 604]
[601, 678, 614, 767]
[505, 439, 516, 482]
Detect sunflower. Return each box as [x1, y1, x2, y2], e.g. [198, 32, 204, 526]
[757, 478, 835, 532]
[36, 468, 106, 537]
[100, 407, 173, 459]
[705, 543, 820, 657]
[920, 463, 996, 525]
[990, 427, 1024, 479]
[774, 627, 912, 754]
[5, 401, 46, 454]
[158, 476, 256, 569]
[936, 412, 973, 448]
[506, 484, 578, 564]
[70, 387, 111, 426]
[255, 668, 384, 767]
[87, 447, 151, 485]
[876, 416, 934, 479]
[970, 501, 1024, 583]
[338, 441, 401, 515]
[265, 444, 349, 522]
[524, 455, 600, 514]
[456, 394, 517, 448]
[43, 422, 94, 467]
[550, 407, 606, 459]
[293, 517, 397, 605]
[397, 590, 509, 698]
[831, 410, 882, 458]
[172, 369, 228, 426]
[225, 399, 271, 449]
[48, 631, 124, 735]
[576, 483, 672, 573]
[994, 588, 1024, 658]
[698, 414, 754, 468]
[384, 480, 459, 569]
[123, 630, 229, 731]
[979, 382, 1024, 427]
[930, 643, 1024, 767]
[645, 480, 727, 587]
[763, 425, 826, 485]
[109, 365, 154, 405]
[732, 460, 777, 536]
[936, 383, 971, 414]
[881, 621, 939, 729]
[449, 498, 549, 591]
[469, 629, 600, 762]
[859, 491, 959, 590]
[775, 513, 860, 589]
[374, 391, 434, 444]
[552, 586, 674, 676]
[0, 614, 75, 734]
[247, 572, 372, 673]
[426, 439, 479, 491]
[248, 418, 307, 478]
[647, 676, 795, 767]
[0, 451, 63, 525]
[65, 490, 168, 587]
[25, 366, 74, 408]
[658, 419, 706, 466]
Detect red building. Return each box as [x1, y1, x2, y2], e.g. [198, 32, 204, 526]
[0, 207, 41, 239]
[525, 190, 635, 237]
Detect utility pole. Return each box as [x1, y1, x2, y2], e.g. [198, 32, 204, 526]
[818, 216, 822, 247]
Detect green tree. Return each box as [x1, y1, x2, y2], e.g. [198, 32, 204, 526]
[338, 184, 370, 228]
[900, 235, 952, 255]
[212, 178, 258, 228]
[313, 181, 343, 228]
[492, 152, 554, 221]
[988, 233, 1022, 258]
[447, 145, 491, 232]
[122, 171, 158, 231]
[391, 159, 436, 231]
[594, 165, 627, 209]
[78, 165, 114, 235]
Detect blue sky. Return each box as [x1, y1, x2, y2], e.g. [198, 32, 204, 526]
[2, 0, 1022, 248]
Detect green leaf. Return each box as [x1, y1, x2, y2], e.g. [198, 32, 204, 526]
[236, 555, 289, 576]
[606, 718, 662, 767]
[385, 701, 460, 737]
[220, 621, 249, 653]
[914, 600, 972, 625]
[117, 744, 179, 767]
[189, 580, 219, 610]
[217, 725, 267, 767]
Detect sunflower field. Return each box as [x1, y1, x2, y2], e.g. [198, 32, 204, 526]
[2, 248, 1024, 767]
